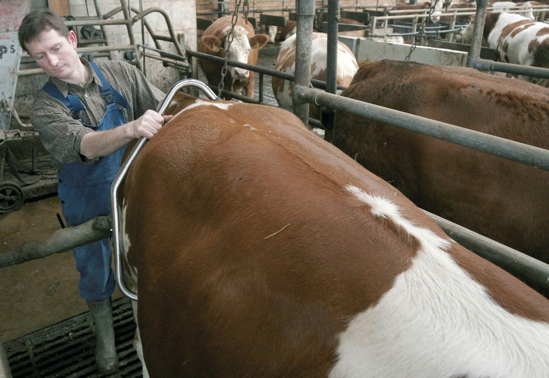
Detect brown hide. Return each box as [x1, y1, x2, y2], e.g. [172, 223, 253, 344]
[121, 92, 549, 376]
[197, 16, 269, 99]
[333, 59, 549, 264]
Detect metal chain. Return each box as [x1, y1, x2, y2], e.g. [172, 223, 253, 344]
[243, 0, 250, 22]
[218, 0, 243, 97]
[405, 0, 440, 62]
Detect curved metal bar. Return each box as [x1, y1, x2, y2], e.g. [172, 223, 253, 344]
[111, 79, 218, 301]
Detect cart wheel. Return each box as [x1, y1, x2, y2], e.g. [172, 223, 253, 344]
[0, 182, 25, 214]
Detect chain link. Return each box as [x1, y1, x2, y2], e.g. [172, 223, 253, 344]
[243, 0, 250, 22]
[218, 0, 243, 97]
[405, 0, 440, 62]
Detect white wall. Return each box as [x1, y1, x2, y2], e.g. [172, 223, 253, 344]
[68, 0, 197, 92]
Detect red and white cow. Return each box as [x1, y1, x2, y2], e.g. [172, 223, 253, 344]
[461, 12, 549, 85]
[198, 16, 269, 99]
[266, 20, 297, 43]
[271, 32, 358, 124]
[120, 92, 549, 377]
[333, 59, 549, 265]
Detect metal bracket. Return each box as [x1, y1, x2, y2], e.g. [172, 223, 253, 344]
[111, 79, 218, 301]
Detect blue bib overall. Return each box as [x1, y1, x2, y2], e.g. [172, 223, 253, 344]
[43, 62, 130, 301]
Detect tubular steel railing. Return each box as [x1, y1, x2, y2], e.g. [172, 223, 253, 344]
[111, 79, 218, 301]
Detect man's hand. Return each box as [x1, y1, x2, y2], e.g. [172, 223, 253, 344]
[132, 110, 173, 139]
[80, 111, 174, 159]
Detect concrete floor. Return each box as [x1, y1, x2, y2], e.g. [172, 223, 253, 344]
[0, 195, 122, 344]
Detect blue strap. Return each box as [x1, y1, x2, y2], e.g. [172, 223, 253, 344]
[41, 62, 130, 118]
[43, 82, 85, 118]
[90, 62, 130, 111]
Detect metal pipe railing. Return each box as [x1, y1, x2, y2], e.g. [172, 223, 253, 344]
[111, 79, 218, 301]
[426, 210, 549, 288]
[293, 0, 316, 126]
[294, 86, 549, 172]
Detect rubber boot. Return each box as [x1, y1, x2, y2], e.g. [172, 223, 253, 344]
[87, 298, 119, 374]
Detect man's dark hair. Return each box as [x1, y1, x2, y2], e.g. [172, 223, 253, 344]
[18, 9, 70, 53]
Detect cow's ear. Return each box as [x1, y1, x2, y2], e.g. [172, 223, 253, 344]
[250, 34, 270, 50]
[201, 35, 222, 53]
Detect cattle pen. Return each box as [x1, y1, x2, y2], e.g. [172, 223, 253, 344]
[2, 0, 549, 376]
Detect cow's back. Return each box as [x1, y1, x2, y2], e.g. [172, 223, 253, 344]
[122, 93, 549, 377]
[333, 59, 549, 262]
[123, 97, 416, 376]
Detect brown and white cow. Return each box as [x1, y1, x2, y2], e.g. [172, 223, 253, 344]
[271, 32, 358, 124]
[333, 59, 549, 265]
[266, 20, 297, 43]
[461, 12, 549, 85]
[198, 16, 269, 99]
[120, 91, 549, 377]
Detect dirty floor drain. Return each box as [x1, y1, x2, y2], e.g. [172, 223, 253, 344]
[4, 297, 142, 377]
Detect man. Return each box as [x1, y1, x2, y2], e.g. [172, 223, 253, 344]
[18, 9, 172, 374]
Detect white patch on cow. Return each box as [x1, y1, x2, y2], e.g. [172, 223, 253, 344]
[222, 25, 252, 80]
[121, 202, 137, 280]
[243, 123, 256, 130]
[276, 78, 294, 111]
[267, 25, 277, 43]
[273, 33, 358, 111]
[329, 185, 549, 378]
[430, 0, 443, 23]
[131, 301, 150, 378]
[486, 12, 549, 83]
[171, 99, 233, 121]
[122, 202, 148, 376]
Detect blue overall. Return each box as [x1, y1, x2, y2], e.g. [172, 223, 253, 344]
[43, 62, 130, 301]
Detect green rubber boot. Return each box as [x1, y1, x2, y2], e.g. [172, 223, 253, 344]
[87, 298, 119, 374]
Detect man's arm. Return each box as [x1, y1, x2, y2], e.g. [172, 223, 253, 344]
[79, 109, 172, 159]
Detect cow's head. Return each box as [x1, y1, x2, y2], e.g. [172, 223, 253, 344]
[459, 15, 475, 43]
[430, 0, 444, 23]
[267, 25, 278, 43]
[220, 25, 269, 81]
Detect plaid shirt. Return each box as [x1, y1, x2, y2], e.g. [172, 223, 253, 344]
[31, 58, 166, 169]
